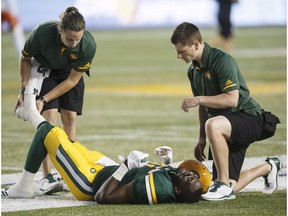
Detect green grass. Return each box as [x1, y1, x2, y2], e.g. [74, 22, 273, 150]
[2, 191, 287, 216]
[1, 26, 287, 215]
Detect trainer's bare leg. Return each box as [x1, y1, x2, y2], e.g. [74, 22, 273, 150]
[205, 116, 232, 186]
[234, 163, 272, 193]
[60, 109, 77, 140]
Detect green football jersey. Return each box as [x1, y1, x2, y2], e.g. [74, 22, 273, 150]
[22, 21, 96, 72]
[188, 43, 262, 117]
[92, 163, 176, 204]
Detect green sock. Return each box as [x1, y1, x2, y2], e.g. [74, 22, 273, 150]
[24, 122, 54, 173]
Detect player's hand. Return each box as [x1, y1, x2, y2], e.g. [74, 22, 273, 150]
[181, 97, 200, 112]
[154, 146, 173, 165]
[127, 150, 149, 169]
[194, 138, 206, 162]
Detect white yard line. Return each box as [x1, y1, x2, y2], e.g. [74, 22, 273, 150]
[231, 48, 286, 58]
[1, 155, 286, 212]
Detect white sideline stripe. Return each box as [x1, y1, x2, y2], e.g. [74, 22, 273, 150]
[3, 128, 287, 145]
[231, 48, 286, 58]
[95, 30, 285, 41]
[1, 155, 286, 212]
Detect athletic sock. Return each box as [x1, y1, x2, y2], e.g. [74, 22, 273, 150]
[16, 77, 45, 128]
[8, 169, 35, 198]
[18, 169, 36, 186]
[23, 93, 45, 128]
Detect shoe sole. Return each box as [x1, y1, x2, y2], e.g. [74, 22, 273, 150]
[263, 157, 282, 194]
[201, 193, 236, 201]
[275, 158, 283, 193]
[40, 183, 63, 195]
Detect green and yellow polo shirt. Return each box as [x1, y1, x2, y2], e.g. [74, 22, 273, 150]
[187, 43, 262, 117]
[22, 21, 96, 72]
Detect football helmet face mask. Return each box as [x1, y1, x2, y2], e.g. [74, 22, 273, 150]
[177, 160, 211, 193]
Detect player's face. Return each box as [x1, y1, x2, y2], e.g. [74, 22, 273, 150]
[60, 29, 84, 49]
[174, 43, 197, 63]
[177, 168, 201, 192]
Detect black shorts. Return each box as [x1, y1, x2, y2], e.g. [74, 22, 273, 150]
[210, 111, 263, 181]
[37, 70, 85, 115]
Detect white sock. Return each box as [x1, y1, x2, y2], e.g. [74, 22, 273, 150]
[17, 77, 46, 128]
[18, 169, 35, 187]
[8, 170, 35, 198]
[24, 77, 39, 95]
[23, 93, 45, 128]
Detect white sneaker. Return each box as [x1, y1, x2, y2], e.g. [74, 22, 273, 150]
[40, 173, 64, 195]
[1, 183, 35, 199]
[201, 182, 235, 201]
[263, 156, 282, 194]
[57, 178, 70, 192]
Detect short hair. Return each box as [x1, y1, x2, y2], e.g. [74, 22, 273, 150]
[171, 22, 202, 46]
[59, 7, 85, 32]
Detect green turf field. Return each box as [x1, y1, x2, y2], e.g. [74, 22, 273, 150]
[1, 26, 287, 215]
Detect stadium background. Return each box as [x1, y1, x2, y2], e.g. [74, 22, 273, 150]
[4, 0, 287, 31]
[1, 0, 287, 215]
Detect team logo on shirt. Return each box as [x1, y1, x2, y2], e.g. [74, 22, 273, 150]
[204, 71, 211, 79]
[223, 79, 237, 90]
[69, 52, 78, 61]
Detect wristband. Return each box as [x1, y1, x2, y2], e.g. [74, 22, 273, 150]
[40, 96, 48, 106]
[112, 163, 129, 181]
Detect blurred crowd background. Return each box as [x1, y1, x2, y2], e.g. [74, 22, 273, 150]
[2, 0, 286, 32]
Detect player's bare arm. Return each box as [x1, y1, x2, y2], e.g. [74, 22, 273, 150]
[96, 153, 149, 204]
[181, 89, 239, 112]
[95, 173, 134, 204]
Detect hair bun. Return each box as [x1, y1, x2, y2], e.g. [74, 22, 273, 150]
[65, 6, 79, 13]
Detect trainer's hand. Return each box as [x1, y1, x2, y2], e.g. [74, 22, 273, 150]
[127, 150, 149, 169]
[194, 138, 206, 162]
[36, 99, 44, 113]
[13, 92, 24, 115]
[154, 146, 173, 165]
[181, 97, 200, 112]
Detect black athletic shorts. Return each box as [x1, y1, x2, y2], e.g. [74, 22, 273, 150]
[37, 69, 85, 115]
[210, 111, 263, 181]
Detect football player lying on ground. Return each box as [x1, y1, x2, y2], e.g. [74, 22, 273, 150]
[2, 78, 282, 203]
[2, 78, 203, 204]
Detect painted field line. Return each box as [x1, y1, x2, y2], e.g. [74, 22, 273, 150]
[232, 48, 286, 58]
[86, 81, 286, 96]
